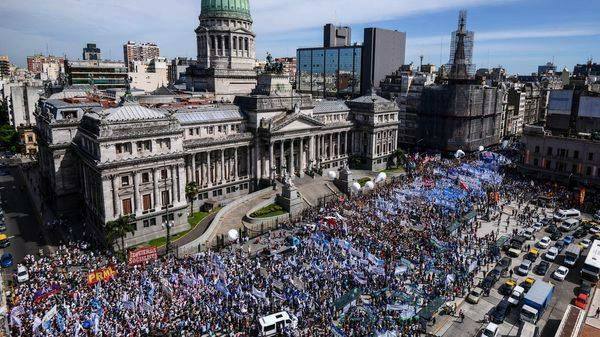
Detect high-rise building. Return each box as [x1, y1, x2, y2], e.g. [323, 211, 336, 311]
[362, 28, 406, 91]
[123, 41, 160, 70]
[419, 11, 503, 152]
[186, 0, 257, 101]
[447, 11, 475, 76]
[27, 55, 65, 81]
[83, 43, 101, 61]
[0, 55, 10, 78]
[538, 62, 557, 75]
[129, 57, 169, 92]
[324, 23, 351, 48]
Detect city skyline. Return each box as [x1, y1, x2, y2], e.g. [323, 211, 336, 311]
[0, 0, 599, 74]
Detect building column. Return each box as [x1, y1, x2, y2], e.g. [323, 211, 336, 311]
[186, 158, 191, 183]
[269, 142, 274, 179]
[192, 154, 197, 184]
[111, 175, 119, 217]
[299, 137, 305, 177]
[220, 149, 225, 183]
[133, 171, 140, 213]
[279, 140, 285, 175]
[255, 142, 262, 180]
[152, 168, 159, 209]
[309, 136, 315, 164]
[345, 131, 349, 155]
[170, 165, 176, 205]
[176, 164, 182, 202]
[207, 150, 212, 186]
[337, 132, 341, 158]
[245, 146, 250, 178]
[290, 139, 296, 176]
[232, 147, 238, 180]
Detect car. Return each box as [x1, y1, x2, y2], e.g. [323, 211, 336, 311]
[553, 266, 569, 281]
[482, 274, 497, 291]
[467, 287, 484, 304]
[497, 257, 512, 274]
[517, 260, 532, 276]
[573, 227, 587, 238]
[15, 265, 29, 283]
[499, 279, 517, 295]
[0, 253, 13, 268]
[579, 239, 591, 249]
[508, 285, 525, 306]
[491, 300, 511, 324]
[525, 248, 539, 261]
[0, 234, 9, 248]
[546, 224, 559, 234]
[536, 236, 551, 249]
[574, 293, 589, 309]
[590, 226, 600, 234]
[535, 261, 550, 276]
[554, 240, 566, 253]
[521, 277, 536, 292]
[579, 281, 592, 297]
[532, 222, 543, 232]
[545, 247, 559, 261]
[550, 231, 562, 241]
[563, 235, 574, 245]
[481, 322, 499, 337]
[524, 228, 536, 240]
[0, 222, 6, 232]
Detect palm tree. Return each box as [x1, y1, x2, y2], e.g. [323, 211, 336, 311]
[185, 182, 199, 213]
[105, 215, 136, 254]
[392, 149, 407, 168]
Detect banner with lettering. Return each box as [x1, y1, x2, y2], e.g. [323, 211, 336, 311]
[128, 247, 158, 266]
[87, 266, 117, 286]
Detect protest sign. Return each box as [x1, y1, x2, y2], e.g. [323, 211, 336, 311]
[128, 247, 157, 266]
[87, 266, 117, 286]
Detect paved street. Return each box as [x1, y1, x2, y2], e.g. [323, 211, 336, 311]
[0, 166, 56, 275]
[435, 200, 596, 337]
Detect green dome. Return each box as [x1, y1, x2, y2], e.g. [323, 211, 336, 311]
[201, 0, 252, 21]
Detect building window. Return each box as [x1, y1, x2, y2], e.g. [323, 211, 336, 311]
[142, 172, 150, 183]
[189, 129, 193, 136]
[122, 198, 132, 215]
[142, 194, 152, 211]
[574, 150, 579, 159]
[586, 166, 592, 176]
[230, 125, 235, 131]
[121, 176, 130, 187]
[589, 153, 594, 161]
[547, 147, 553, 156]
[533, 158, 539, 166]
[143, 219, 150, 228]
[150, 218, 156, 227]
[161, 214, 174, 223]
[161, 169, 168, 180]
[161, 191, 170, 206]
[137, 140, 151, 152]
[534, 146, 540, 154]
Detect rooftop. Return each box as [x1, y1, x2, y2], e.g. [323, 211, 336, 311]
[174, 105, 244, 124]
[313, 100, 350, 114]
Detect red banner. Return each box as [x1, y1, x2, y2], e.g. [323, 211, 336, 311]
[128, 247, 158, 266]
[87, 266, 117, 286]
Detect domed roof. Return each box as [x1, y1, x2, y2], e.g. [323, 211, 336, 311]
[201, 0, 252, 21]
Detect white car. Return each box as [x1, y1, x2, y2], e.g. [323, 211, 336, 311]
[590, 226, 600, 234]
[524, 228, 535, 240]
[580, 238, 591, 249]
[532, 222, 543, 232]
[508, 286, 525, 306]
[517, 260, 532, 276]
[536, 236, 551, 249]
[481, 322, 499, 337]
[15, 265, 29, 283]
[545, 247, 559, 261]
[553, 266, 569, 281]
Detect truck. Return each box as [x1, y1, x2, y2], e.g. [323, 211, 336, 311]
[520, 281, 554, 323]
[564, 244, 582, 266]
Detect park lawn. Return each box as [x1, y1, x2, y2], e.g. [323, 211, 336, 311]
[357, 177, 372, 187]
[250, 204, 287, 218]
[381, 166, 405, 174]
[146, 209, 217, 248]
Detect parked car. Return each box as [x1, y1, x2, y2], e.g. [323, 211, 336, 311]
[525, 248, 539, 262]
[491, 300, 511, 324]
[535, 261, 550, 276]
[563, 235, 574, 245]
[497, 257, 512, 274]
[517, 260, 532, 276]
[508, 286, 525, 306]
[550, 232, 562, 241]
[499, 279, 517, 295]
[589, 226, 600, 235]
[574, 293, 589, 309]
[0, 253, 13, 268]
[524, 228, 536, 240]
[545, 247, 559, 261]
[573, 228, 587, 238]
[536, 236, 551, 249]
[467, 287, 484, 304]
[578, 281, 592, 297]
[546, 225, 558, 234]
[554, 240, 566, 253]
[15, 265, 29, 283]
[521, 277, 536, 292]
[0, 222, 6, 232]
[481, 322, 499, 337]
[579, 239, 591, 249]
[532, 222, 543, 232]
[482, 274, 497, 291]
[553, 266, 569, 281]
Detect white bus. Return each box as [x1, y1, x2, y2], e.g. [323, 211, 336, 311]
[581, 240, 600, 282]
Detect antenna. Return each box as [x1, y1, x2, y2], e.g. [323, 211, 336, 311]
[419, 55, 424, 68]
[46, 43, 49, 56]
[439, 37, 443, 68]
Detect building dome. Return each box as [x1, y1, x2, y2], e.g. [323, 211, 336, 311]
[201, 0, 251, 21]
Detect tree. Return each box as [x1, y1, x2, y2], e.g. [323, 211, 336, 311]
[392, 149, 406, 168]
[105, 215, 136, 254]
[185, 182, 199, 213]
[0, 125, 19, 153]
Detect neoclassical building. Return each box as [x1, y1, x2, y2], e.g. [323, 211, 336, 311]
[186, 0, 258, 101]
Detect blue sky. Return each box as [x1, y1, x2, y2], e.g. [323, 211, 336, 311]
[0, 0, 599, 74]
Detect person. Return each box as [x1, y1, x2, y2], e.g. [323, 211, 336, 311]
[459, 310, 465, 323]
[596, 306, 600, 318]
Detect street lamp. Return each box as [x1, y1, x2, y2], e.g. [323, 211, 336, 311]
[162, 219, 174, 256]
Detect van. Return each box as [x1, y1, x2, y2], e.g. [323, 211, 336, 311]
[560, 218, 580, 232]
[258, 311, 297, 336]
[518, 321, 539, 337]
[554, 209, 581, 221]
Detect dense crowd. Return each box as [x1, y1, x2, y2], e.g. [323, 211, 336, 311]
[7, 153, 577, 337]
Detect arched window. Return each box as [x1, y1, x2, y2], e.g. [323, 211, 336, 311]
[244, 38, 249, 51]
[211, 36, 216, 52]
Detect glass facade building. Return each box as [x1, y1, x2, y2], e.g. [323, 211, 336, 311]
[296, 46, 362, 98]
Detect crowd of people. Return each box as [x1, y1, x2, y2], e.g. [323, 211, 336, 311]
[6, 152, 578, 337]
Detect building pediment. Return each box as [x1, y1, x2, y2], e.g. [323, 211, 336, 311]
[271, 113, 324, 133]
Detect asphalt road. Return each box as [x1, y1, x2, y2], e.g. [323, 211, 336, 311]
[0, 166, 56, 278]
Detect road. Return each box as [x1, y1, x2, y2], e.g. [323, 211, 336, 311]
[437, 203, 594, 337]
[0, 166, 56, 275]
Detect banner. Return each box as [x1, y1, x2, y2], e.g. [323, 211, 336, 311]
[128, 247, 158, 266]
[87, 266, 117, 286]
[33, 284, 61, 304]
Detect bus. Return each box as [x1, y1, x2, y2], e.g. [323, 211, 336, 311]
[581, 240, 600, 282]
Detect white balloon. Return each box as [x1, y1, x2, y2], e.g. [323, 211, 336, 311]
[375, 172, 387, 183]
[327, 171, 337, 179]
[364, 181, 375, 190]
[228, 229, 239, 241]
[351, 182, 361, 193]
[478, 146, 484, 152]
[454, 149, 465, 158]
[501, 140, 509, 149]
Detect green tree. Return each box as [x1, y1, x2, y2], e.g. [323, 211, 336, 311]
[105, 215, 136, 254]
[185, 182, 199, 213]
[0, 124, 19, 153]
[392, 149, 406, 168]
